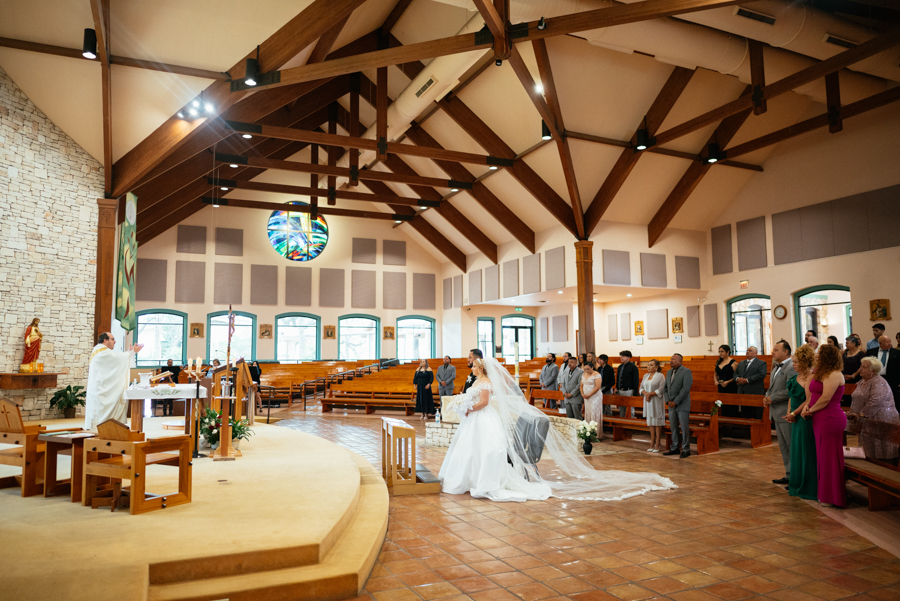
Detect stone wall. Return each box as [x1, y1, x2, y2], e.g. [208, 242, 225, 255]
[0, 66, 103, 419]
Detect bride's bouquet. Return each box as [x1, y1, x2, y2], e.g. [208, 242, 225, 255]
[577, 420, 599, 443]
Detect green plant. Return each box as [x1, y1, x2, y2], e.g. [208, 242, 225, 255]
[49, 385, 86, 411]
[231, 418, 253, 441]
[199, 407, 253, 445]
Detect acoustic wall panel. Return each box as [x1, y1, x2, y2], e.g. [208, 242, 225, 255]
[383, 272, 406, 310]
[545, 246, 565, 290]
[469, 270, 482, 304]
[640, 253, 666, 287]
[176, 225, 206, 254]
[866, 184, 900, 250]
[285, 266, 312, 306]
[351, 270, 376, 309]
[484, 265, 500, 301]
[136, 259, 167, 302]
[736, 216, 767, 270]
[800, 202, 835, 261]
[772, 209, 802, 265]
[250, 265, 277, 305]
[175, 261, 205, 303]
[552, 315, 568, 342]
[686, 305, 701, 337]
[675, 256, 701, 289]
[607, 314, 618, 341]
[442, 278, 452, 310]
[603, 250, 631, 285]
[383, 239, 407, 265]
[351, 238, 376, 264]
[413, 273, 436, 310]
[523, 253, 541, 294]
[214, 263, 242, 305]
[646, 308, 668, 339]
[832, 195, 870, 256]
[453, 275, 463, 308]
[704, 303, 719, 336]
[711, 224, 733, 275]
[621, 312, 631, 341]
[502, 259, 518, 298]
[319, 268, 345, 307]
[215, 228, 243, 257]
[540, 317, 549, 343]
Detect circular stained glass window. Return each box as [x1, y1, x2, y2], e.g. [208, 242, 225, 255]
[266, 201, 328, 261]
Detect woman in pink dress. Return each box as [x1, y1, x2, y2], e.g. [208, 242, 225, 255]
[800, 345, 847, 507]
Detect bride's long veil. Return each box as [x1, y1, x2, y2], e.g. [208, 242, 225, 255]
[482, 356, 677, 500]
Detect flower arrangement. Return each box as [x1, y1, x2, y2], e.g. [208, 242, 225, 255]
[711, 400, 723, 416]
[199, 407, 253, 447]
[577, 420, 599, 443]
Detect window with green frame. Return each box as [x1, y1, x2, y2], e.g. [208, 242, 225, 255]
[794, 286, 852, 347]
[275, 313, 320, 362]
[338, 314, 380, 360]
[134, 310, 187, 367]
[207, 311, 256, 362]
[396, 316, 435, 361]
[477, 318, 495, 358]
[727, 295, 772, 354]
[501, 315, 535, 360]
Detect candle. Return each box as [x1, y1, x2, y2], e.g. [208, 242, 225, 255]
[188, 358, 194, 373]
[197, 356, 202, 370]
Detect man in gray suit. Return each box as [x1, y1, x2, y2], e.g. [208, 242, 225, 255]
[436, 356, 456, 398]
[735, 346, 767, 418]
[540, 353, 560, 409]
[766, 340, 797, 486]
[663, 354, 694, 458]
[560, 356, 584, 420]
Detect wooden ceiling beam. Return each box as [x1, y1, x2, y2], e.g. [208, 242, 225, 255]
[647, 87, 753, 247]
[748, 39, 767, 116]
[825, 71, 842, 134]
[111, 0, 367, 197]
[473, 0, 509, 61]
[199, 196, 414, 222]
[89, 0, 112, 195]
[208, 176, 441, 207]
[654, 28, 900, 147]
[583, 66, 695, 236]
[263, 0, 748, 88]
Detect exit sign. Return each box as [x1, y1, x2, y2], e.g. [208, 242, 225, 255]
[515, 307, 523, 312]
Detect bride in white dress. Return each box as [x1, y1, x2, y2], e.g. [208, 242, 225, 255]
[439, 357, 677, 502]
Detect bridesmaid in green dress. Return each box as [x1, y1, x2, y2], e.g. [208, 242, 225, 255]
[785, 344, 817, 500]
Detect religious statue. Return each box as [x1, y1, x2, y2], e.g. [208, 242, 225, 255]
[21, 318, 42, 373]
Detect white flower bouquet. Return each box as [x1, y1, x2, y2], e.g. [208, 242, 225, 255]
[711, 399, 723, 416]
[577, 420, 599, 443]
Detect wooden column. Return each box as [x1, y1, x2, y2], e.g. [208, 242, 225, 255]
[94, 198, 118, 343]
[574, 240, 594, 354]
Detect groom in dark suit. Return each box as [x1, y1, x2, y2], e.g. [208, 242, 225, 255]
[663, 354, 694, 458]
[463, 348, 483, 393]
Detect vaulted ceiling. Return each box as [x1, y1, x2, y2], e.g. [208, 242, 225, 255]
[3, 0, 899, 271]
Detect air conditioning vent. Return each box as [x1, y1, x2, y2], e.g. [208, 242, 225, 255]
[823, 34, 858, 50]
[415, 77, 437, 98]
[734, 7, 776, 26]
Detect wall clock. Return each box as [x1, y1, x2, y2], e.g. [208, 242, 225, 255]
[774, 305, 787, 320]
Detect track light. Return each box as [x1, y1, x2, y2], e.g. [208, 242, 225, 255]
[705, 143, 721, 164]
[191, 100, 200, 108]
[188, 107, 198, 117]
[245, 57, 259, 87]
[229, 164, 238, 168]
[537, 17, 546, 30]
[495, 59, 503, 67]
[542, 121, 552, 141]
[82, 29, 97, 59]
[242, 134, 252, 139]
[418, 206, 427, 210]
[635, 129, 650, 151]
[626, 293, 632, 297]
[489, 165, 498, 171]
[451, 188, 459, 193]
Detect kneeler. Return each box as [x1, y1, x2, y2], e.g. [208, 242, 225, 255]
[82, 419, 192, 515]
[0, 399, 47, 497]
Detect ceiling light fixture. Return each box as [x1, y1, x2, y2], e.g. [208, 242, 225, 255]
[495, 59, 503, 67]
[229, 164, 238, 168]
[242, 134, 252, 139]
[626, 293, 632, 297]
[177, 111, 184, 119]
[705, 142, 721, 164]
[489, 165, 498, 171]
[558, 290, 563, 294]
[188, 107, 198, 117]
[394, 220, 402, 224]
[537, 17, 546, 30]
[418, 206, 426, 210]
[204, 103, 215, 114]
[191, 100, 200, 109]
[220, 186, 228, 191]
[82, 29, 97, 59]
[535, 84, 544, 94]
[213, 204, 220, 208]
[245, 46, 260, 87]
[541, 121, 552, 141]
[635, 128, 650, 151]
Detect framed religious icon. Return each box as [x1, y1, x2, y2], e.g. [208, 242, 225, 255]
[190, 323, 204, 338]
[634, 321, 644, 336]
[671, 317, 684, 334]
[323, 325, 336, 339]
[259, 324, 273, 339]
[870, 299, 891, 321]
[383, 326, 395, 340]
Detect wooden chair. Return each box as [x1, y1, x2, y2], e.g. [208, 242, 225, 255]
[82, 419, 192, 514]
[0, 400, 46, 497]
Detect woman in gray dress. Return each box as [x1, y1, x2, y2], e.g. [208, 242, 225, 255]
[640, 359, 666, 453]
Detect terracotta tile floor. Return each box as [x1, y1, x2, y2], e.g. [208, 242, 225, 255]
[275, 405, 900, 601]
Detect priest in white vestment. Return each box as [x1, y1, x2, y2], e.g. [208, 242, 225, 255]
[84, 332, 143, 430]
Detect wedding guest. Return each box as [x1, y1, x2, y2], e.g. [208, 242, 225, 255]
[808, 336, 819, 351]
[848, 356, 900, 463]
[414, 360, 435, 420]
[640, 359, 666, 453]
[867, 335, 900, 410]
[205, 359, 221, 378]
[437, 356, 456, 398]
[597, 354, 615, 416]
[715, 344, 738, 417]
[587, 352, 597, 367]
[580, 361, 603, 426]
[540, 353, 560, 409]
[736, 346, 766, 418]
[766, 340, 797, 485]
[805, 330, 817, 343]
[249, 360, 263, 415]
[800, 344, 846, 507]
[827, 336, 841, 349]
[557, 352, 572, 392]
[784, 345, 817, 500]
[842, 335, 864, 384]
[896, 332, 900, 349]
[663, 354, 693, 458]
[579, 353, 589, 368]
[614, 351, 640, 418]
[868, 323, 886, 352]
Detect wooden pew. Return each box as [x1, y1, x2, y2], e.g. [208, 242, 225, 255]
[0, 399, 46, 497]
[602, 396, 720, 455]
[845, 418, 900, 511]
[528, 389, 566, 416]
[696, 392, 771, 448]
[323, 391, 417, 415]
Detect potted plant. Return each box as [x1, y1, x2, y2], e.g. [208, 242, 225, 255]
[230, 418, 253, 450]
[577, 420, 599, 455]
[199, 408, 253, 450]
[49, 385, 86, 419]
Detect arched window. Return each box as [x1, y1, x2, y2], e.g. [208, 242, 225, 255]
[276, 313, 320, 362]
[728, 296, 772, 355]
[396, 316, 435, 361]
[477, 317, 495, 358]
[134, 310, 187, 367]
[501, 315, 534, 361]
[794, 286, 852, 346]
[339, 314, 380, 361]
[207, 311, 256, 362]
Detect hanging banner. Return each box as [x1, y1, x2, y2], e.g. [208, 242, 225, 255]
[116, 192, 138, 331]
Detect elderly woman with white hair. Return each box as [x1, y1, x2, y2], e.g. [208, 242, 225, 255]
[848, 356, 900, 462]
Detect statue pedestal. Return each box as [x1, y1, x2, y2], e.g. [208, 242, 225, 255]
[0, 373, 60, 390]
